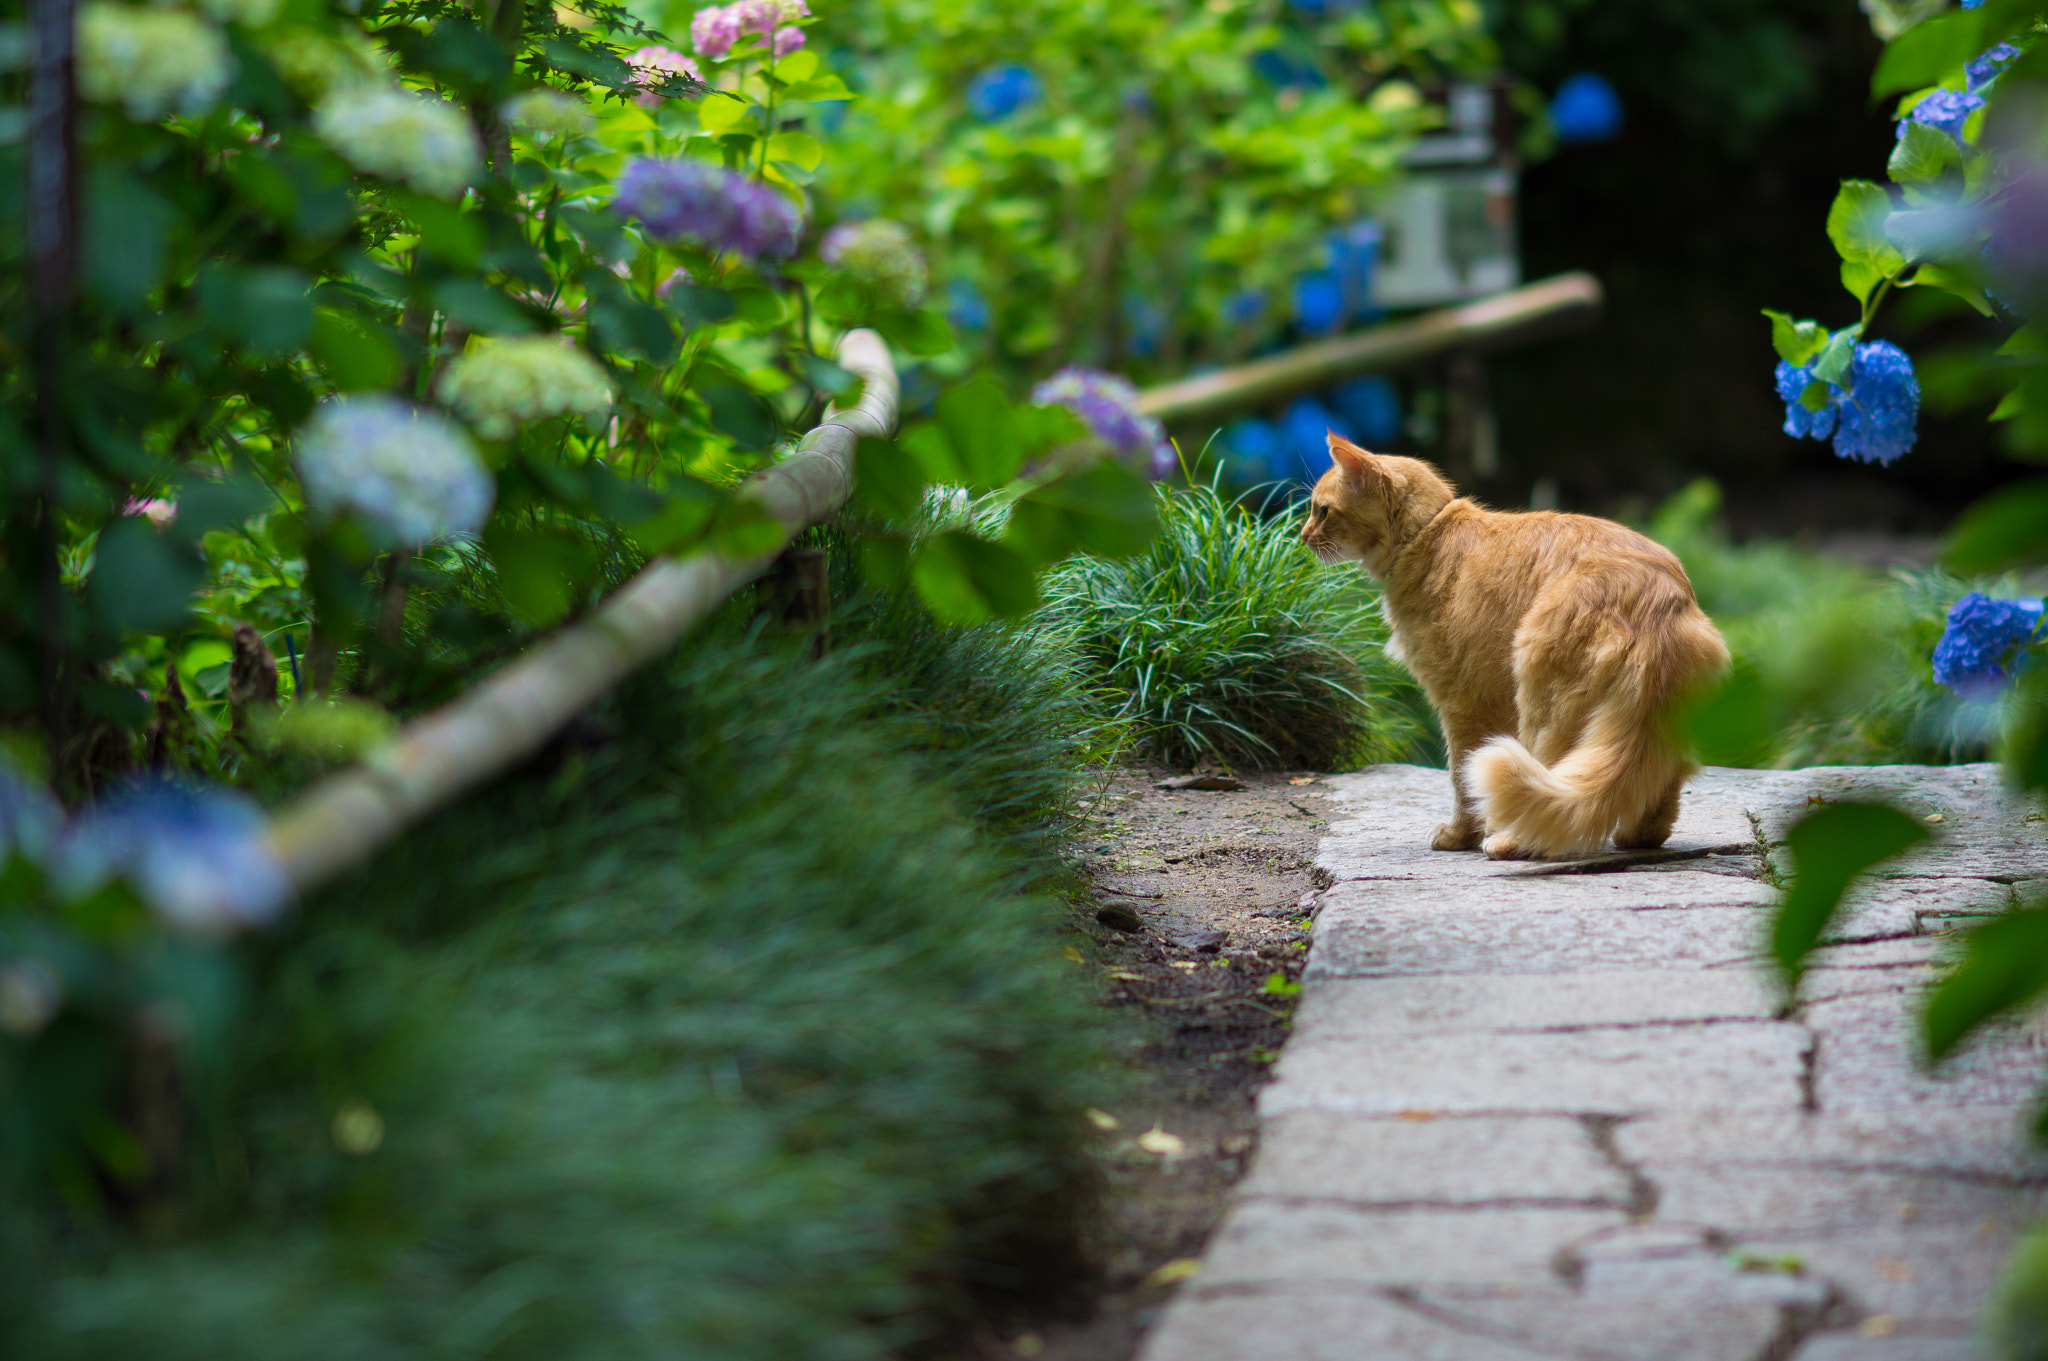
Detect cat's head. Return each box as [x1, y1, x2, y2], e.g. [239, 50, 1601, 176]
[1301, 435, 1456, 577]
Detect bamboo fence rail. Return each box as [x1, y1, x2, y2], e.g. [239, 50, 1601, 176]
[1133, 272, 1603, 427]
[266, 328, 899, 896]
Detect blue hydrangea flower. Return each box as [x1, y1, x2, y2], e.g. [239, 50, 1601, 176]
[1331, 375, 1402, 447]
[1775, 359, 1838, 440]
[1933, 592, 2046, 697]
[946, 278, 990, 332]
[966, 65, 1040, 122]
[1250, 49, 1325, 90]
[1970, 41, 2021, 92]
[1222, 417, 1281, 482]
[1832, 341, 1920, 465]
[1328, 221, 1383, 323]
[614, 158, 801, 259]
[1899, 88, 1984, 143]
[1030, 366, 1176, 479]
[1280, 396, 1344, 483]
[53, 778, 292, 935]
[1550, 73, 1623, 144]
[1294, 270, 1345, 334]
[1224, 289, 1268, 325]
[295, 396, 494, 546]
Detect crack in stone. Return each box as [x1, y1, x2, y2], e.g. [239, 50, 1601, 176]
[1749, 1281, 1856, 1361]
[1242, 1193, 1631, 1215]
[1748, 811, 1784, 888]
[1494, 1016, 1782, 1036]
[1797, 1030, 1820, 1113]
[1580, 1116, 1659, 1220]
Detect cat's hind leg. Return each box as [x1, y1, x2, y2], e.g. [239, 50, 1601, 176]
[1614, 773, 1685, 850]
[1431, 711, 1491, 851]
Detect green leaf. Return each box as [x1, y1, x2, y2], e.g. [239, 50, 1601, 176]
[1773, 802, 1930, 987]
[872, 306, 956, 357]
[195, 264, 314, 357]
[1925, 907, 2048, 1061]
[1800, 380, 1833, 412]
[1873, 0, 2040, 96]
[853, 437, 930, 521]
[1944, 477, 2048, 572]
[1827, 181, 1906, 274]
[390, 190, 482, 267]
[1763, 310, 1829, 366]
[1887, 119, 1963, 187]
[665, 285, 736, 330]
[1905, 264, 1995, 316]
[1678, 663, 1776, 769]
[531, 34, 632, 87]
[800, 352, 859, 398]
[312, 311, 402, 391]
[858, 533, 913, 592]
[769, 49, 819, 82]
[84, 167, 174, 315]
[1841, 258, 1885, 305]
[174, 472, 270, 539]
[698, 379, 778, 451]
[697, 92, 750, 133]
[625, 489, 718, 556]
[704, 498, 787, 560]
[1812, 327, 1859, 386]
[90, 519, 203, 634]
[911, 530, 1039, 624]
[1004, 460, 1161, 564]
[767, 129, 823, 171]
[484, 523, 598, 625]
[930, 376, 1027, 488]
[433, 278, 538, 334]
[1993, 385, 2025, 421]
[588, 292, 678, 364]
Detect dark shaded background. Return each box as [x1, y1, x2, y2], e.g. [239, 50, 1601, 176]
[1482, 0, 2013, 537]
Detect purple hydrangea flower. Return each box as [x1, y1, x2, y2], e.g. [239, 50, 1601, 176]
[1832, 341, 1920, 465]
[53, 778, 292, 935]
[615, 158, 802, 260]
[689, 5, 741, 57]
[1031, 366, 1176, 479]
[1900, 88, 1984, 143]
[1775, 359, 1838, 440]
[1933, 592, 2046, 697]
[690, 1, 806, 59]
[1970, 41, 2021, 92]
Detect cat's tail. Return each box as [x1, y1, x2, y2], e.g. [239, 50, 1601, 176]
[1464, 613, 1729, 859]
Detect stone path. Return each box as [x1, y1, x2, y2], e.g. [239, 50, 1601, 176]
[1136, 764, 2048, 1361]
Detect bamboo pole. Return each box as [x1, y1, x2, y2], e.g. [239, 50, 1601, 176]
[267, 328, 899, 895]
[1134, 272, 1602, 427]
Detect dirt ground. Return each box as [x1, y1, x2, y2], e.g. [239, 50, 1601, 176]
[960, 763, 1342, 1361]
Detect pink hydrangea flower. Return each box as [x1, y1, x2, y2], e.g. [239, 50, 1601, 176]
[693, 0, 807, 58]
[628, 46, 702, 109]
[690, 5, 742, 58]
[123, 497, 177, 527]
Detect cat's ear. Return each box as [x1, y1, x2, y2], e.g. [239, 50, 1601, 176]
[1327, 433, 1376, 481]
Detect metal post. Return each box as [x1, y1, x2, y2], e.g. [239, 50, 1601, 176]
[28, 0, 78, 775]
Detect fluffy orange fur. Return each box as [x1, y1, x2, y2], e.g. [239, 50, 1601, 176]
[1302, 435, 1729, 859]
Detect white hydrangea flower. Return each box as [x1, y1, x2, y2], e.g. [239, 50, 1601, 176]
[295, 396, 495, 546]
[192, 0, 281, 28]
[313, 82, 480, 200]
[504, 88, 596, 140]
[257, 24, 387, 99]
[79, 3, 233, 122]
[436, 337, 614, 441]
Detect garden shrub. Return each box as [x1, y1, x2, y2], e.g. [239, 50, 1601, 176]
[0, 592, 1109, 1360]
[1034, 481, 1436, 772]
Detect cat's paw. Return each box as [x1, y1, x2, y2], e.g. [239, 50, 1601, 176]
[1431, 823, 1483, 851]
[1483, 833, 1532, 860]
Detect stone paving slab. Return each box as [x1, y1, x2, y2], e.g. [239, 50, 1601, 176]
[1137, 763, 2048, 1361]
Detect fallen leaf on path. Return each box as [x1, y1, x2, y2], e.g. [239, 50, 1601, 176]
[1155, 775, 1245, 791]
[1143, 1258, 1203, 1288]
[1085, 1108, 1121, 1131]
[1396, 1109, 1438, 1121]
[1136, 1126, 1187, 1156]
[1288, 777, 1318, 786]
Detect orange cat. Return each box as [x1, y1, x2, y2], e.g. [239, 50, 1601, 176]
[1301, 435, 1729, 859]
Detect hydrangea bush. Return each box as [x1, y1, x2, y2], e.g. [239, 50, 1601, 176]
[0, 0, 1162, 1234]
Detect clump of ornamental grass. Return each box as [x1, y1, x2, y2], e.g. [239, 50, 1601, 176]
[1646, 479, 2019, 767]
[1034, 479, 1432, 771]
[2, 600, 1110, 1361]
